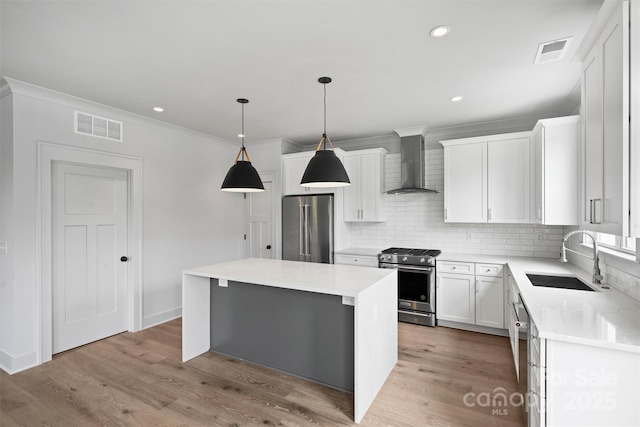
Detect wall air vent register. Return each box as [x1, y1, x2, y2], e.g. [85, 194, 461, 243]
[74, 111, 123, 141]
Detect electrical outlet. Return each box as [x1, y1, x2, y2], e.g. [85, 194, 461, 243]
[535, 233, 544, 241]
[466, 232, 473, 240]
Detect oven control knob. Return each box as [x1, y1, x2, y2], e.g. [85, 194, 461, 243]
[402, 256, 408, 262]
[420, 257, 425, 263]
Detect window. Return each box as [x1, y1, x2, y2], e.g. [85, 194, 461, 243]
[585, 232, 637, 255]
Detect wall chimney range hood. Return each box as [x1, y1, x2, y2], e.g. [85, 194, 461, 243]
[385, 133, 438, 194]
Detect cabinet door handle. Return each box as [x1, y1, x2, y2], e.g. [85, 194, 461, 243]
[488, 208, 492, 221]
[444, 209, 448, 220]
[591, 198, 602, 224]
[537, 207, 542, 221]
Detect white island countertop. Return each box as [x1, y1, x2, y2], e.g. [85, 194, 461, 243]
[439, 253, 640, 353]
[184, 257, 395, 298]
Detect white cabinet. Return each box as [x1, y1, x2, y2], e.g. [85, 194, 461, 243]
[475, 265, 504, 329]
[442, 142, 487, 222]
[532, 116, 580, 225]
[342, 149, 386, 222]
[579, 1, 631, 236]
[334, 254, 378, 268]
[437, 261, 504, 329]
[437, 271, 475, 324]
[528, 319, 640, 427]
[282, 151, 344, 196]
[441, 132, 531, 223]
[528, 319, 547, 427]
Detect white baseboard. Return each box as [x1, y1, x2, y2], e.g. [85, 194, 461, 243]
[142, 306, 182, 329]
[0, 349, 39, 375]
[437, 320, 509, 337]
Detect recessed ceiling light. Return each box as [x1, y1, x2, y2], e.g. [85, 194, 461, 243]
[153, 107, 164, 112]
[451, 96, 463, 102]
[430, 26, 450, 38]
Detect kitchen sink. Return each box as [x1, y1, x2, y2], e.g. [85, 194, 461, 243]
[526, 274, 596, 291]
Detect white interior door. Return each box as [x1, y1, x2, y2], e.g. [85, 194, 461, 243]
[52, 162, 129, 354]
[244, 178, 274, 259]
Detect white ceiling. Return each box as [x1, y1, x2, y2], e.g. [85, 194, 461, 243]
[1, 0, 602, 146]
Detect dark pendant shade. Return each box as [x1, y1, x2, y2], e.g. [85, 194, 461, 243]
[300, 150, 350, 187]
[220, 98, 264, 193]
[300, 77, 351, 188]
[221, 160, 265, 192]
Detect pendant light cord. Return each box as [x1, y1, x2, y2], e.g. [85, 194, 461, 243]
[323, 82, 327, 150]
[240, 102, 245, 161]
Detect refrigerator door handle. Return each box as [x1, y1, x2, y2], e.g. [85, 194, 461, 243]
[304, 204, 311, 257]
[299, 204, 305, 256]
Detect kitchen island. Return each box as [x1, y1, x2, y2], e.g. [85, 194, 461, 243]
[182, 258, 398, 424]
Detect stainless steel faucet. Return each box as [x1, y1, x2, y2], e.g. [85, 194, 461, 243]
[559, 230, 603, 284]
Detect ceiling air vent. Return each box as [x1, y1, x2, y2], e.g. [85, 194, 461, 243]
[533, 37, 573, 64]
[75, 111, 123, 141]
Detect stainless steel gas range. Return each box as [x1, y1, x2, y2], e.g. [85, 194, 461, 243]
[378, 247, 441, 327]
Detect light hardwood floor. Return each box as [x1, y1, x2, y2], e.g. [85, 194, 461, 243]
[1, 319, 526, 426]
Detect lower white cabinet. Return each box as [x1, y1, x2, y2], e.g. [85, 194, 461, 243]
[437, 261, 504, 329]
[475, 275, 504, 328]
[437, 272, 476, 324]
[334, 254, 378, 268]
[528, 319, 640, 427]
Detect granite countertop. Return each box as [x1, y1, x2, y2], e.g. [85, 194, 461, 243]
[184, 258, 395, 298]
[438, 253, 640, 353]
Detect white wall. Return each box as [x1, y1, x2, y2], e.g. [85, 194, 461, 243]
[350, 149, 565, 256]
[0, 79, 244, 373]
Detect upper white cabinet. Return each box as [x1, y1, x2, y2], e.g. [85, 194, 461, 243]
[442, 142, 487, 222]
[532, 116, 580, 225]
[343, 148, 386, 222]
[441, 132, 531, 223]
[282, 151, 333, 195]
[579, 1, 632, 236]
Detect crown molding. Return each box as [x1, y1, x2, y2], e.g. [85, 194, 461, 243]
[1, 77, 237, 149]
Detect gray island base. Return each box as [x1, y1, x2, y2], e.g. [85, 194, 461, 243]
[182, 258, 398, 423]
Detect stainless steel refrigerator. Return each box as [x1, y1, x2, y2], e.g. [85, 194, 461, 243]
[282, 194, 334, 263]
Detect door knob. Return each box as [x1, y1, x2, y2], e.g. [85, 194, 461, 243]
[120, 256, 129, 262]
[266, 245, 272, 250]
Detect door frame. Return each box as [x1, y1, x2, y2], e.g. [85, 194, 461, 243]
[37, 142, 143, 363]
[243, 171, 280, 260]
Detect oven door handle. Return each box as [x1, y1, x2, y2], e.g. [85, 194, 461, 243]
[383, 265, 434, 273]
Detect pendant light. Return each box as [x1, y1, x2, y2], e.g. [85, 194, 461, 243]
[221, 98, 265, 192]
[300, 77, 351, 188]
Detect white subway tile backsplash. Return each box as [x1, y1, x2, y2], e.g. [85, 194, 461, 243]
[350, 150, 564, 257]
